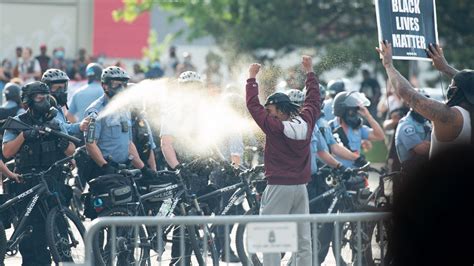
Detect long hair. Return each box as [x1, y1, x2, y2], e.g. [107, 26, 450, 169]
[276, 102, 300, 118]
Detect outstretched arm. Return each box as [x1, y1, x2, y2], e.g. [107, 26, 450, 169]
[376, 41, 463, 142]
[376, 41, 458, 125]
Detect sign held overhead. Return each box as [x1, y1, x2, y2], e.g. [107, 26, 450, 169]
[375, 0, 439, 61]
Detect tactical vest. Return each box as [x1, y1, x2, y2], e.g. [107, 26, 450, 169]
[16, 113, 66, 173]
[131, 116, 151, 163]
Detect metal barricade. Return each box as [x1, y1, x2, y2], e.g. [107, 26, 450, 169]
[66, 212, 390, 266]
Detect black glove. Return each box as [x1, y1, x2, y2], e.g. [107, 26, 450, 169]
[175, 163, 193, 179]
[101, 163, 117, 175]
[140, 166, 157, 179]
[336, 164, 352, 180]
[354, 155, 368, 168]
[57, 138, 70, 153]
[23, 127, 41, 140]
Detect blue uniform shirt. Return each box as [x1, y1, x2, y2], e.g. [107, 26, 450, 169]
[395, 112, 431, 162]
[55, 106, 80, 135]
[322, 98, 335, 122]
[84, 95, 132, 164]
[317, 113, 337, 147]
[330, 118, 371, 168]
[310, 124, 329, 175]
[69, 82, 104, 121]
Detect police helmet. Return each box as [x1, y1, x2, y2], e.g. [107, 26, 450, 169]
[21, 81, 50, 105]
[327, 79, 349, 97]
[333, 91, 370, 117]
[3, 82, 21, 102]
[86, 63, 103, 82]
[178, 71, 202, 84]
[41, 69, 70, 85]
[101, 66, 130, 83]
[286, 89, 305, 107]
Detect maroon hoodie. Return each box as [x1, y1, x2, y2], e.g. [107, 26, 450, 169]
[246, 72, 320, 185]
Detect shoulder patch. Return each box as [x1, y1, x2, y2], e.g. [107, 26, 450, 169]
[403, 126, 416, 135]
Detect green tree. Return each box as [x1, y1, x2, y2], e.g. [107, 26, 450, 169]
[114, 0, 474, 73]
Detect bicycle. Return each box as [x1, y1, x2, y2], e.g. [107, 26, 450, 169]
[90, 159, 220, 266]
[0, 151, 86, 265]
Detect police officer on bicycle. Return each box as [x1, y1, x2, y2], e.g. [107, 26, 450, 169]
[2, 81, 76, 266]
[83, 66, 154, 180]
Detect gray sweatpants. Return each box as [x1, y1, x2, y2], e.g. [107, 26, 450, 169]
[260, 184, 312, 266]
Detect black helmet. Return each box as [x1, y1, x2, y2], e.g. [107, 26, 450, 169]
[327, 79, 348, 97]
[3, 82, 21, 103]
[41, 68, 70, 85]
[333, 91, 370, 117]
[453, 69, 474, 105]
[101, 66, 130, 83]
[21, 81, 50, 106]
[86, 63, 103, 82]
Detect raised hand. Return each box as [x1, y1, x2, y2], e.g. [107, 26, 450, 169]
[248, 63, 261, 79]
[302, 55, 313, 73]
[375, 40, 393, 68]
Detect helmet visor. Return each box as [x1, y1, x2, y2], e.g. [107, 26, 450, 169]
[343, 92, 371, 107]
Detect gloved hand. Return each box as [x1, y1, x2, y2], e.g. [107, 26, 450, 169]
[101, 163, 117, 175]
[140, 166, 157, 179]
[23, 127, 42, 140]
[335, 164, 353, 180]
[57, 138, 70, 153]
[175, 163, 193, 179]
[354, 155, 368, 168]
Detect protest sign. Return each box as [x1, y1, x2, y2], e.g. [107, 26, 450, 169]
[375, 0, 439, 61]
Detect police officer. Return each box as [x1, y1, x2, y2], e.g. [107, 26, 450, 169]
[329, 91, 385, 168]
[395, 109, 431, 171]
[41, 68, 83, 137]
[67, 63, 104, 123]
[83, 66, 153, 180]
[0, 82, 25, 119]
[160, 71, 215, 265]
[131, 108, 157, 171]
[323, 79, 349, 121]
[2, 81, 75, 266]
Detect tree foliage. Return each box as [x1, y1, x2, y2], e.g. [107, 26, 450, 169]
[114, 0, 474, 72]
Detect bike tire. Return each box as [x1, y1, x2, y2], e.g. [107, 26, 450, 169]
[235, 208, 262, 266]
[45, 207, 86, 264]
[92, 207, 150, 266]
[334, 221, 375, 266]
[186, 212, 219, 266]
[0, 222, 6, 266]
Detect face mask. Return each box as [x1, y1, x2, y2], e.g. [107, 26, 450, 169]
[106, 84, 124, 98]
[51, 89, 68, 107]
[410, 110, 426, 123]
[54, 50, 64, 59]
[343, 110, 363, 129]
[446, 87, 465, 107]
[31, 98, 52, 118]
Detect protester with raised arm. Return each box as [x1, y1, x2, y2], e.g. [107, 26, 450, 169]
[377, 41, 473, 156]
[246, 55, 320, 266]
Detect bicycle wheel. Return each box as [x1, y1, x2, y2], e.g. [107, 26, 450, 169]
[0, 222, 6, 266]
[335, 221, 375, 266]
[236, 208, 263, 266]
[92, 207, 150, 266]
[186, 223, 219, 266]
[369, 219, 392, 265]
[45, 207, 86, 264]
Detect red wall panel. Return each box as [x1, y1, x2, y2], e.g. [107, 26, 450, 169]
[93, 0, 150, 58]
